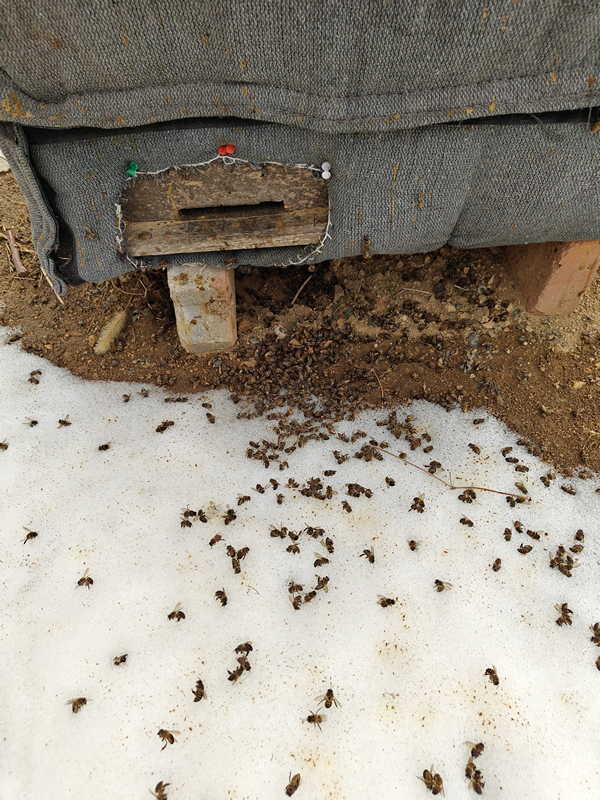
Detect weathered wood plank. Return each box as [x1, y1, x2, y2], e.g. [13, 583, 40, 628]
[121, 162, 329, 255]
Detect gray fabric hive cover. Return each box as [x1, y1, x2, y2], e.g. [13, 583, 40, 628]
[0, 0, 599, 294]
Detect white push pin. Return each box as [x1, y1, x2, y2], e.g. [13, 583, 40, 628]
[321, 161, 331, 180]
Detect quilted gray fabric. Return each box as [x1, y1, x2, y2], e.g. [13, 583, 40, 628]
[14, 114, 600, 291]
[0, 0, 598, 134]
[0, 1, 599, 293]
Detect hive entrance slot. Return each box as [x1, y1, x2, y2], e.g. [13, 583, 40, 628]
[178, 201, 285, 221]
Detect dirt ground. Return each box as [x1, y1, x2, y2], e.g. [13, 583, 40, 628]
[1, 170, 599, 475]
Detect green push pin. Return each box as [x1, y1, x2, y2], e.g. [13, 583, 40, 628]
[126, 161, 139, 177]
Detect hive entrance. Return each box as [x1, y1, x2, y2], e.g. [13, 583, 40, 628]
[121, 162, 328, 256]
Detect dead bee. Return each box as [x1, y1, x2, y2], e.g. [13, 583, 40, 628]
[254, 484, 266, 494]
[460, 517, 474, 527]
[377, 596, 396, 607]
[590, 623, 600, 646]
[304, 591, 317, 604]
[24, 417, 38, 427]
[458, 488, 477, 503]
[385, 476, 396, 487]
[237, 547, 249, 560]
[526, 529, 541, 541]
[333, 450, 350, 464]
[269, 478, 279, 490]
[503, 528, 512, 541]
[182, 507, 197, 519]
[314, 553, 329, 568]
[226, 545, 237, 558]
[113, 654, 127, 665]
[423, 445, 433, 454]
[515, 482, 528, 495]
[277, 494, 284, 505]
[138, 388, 149, 398]
[180, 517, 192, 528]
[306, 711, 325, 731]
[465, 756, 476, 779]
[291, 595, 303, 610]
[469, 769, 485, 795]
[209, 534, 222, 547]
[408, 539, 420, 551]
[337, 432, 350, 443]
[237, 495, 251, 506]
[122, 394, 130, 403]
[410, 495, 425, 513]
[514, 521, 524, 533]
[468, 443, 481, 455]
[555, 603, 573, 626]
[466, 742, 485, 759]
[228, 666, 244, 683]
[287, 543, 300, 554]
[288, 531, 301, 542]
[270, 526, 288, 539]
[324, 470, 336, 477]
[501, 447, 513, 457]
[192, 677, 206, 701]
[517, 543, 533, 555]
[316, 688, 340, 709]
[197, 509, 208, 523]
[323, 537, 335, 554]
[67, 697, 87, 714]
[168, 602, 185, 621]
[427, 461, 442, 475]
[235, 641, 253, 655]
[58, 416, 71, 428]
[0, 439, 8, 451]
[165, 396, 188, 403]
[434, 580, 452, 592]
[505, 456, 519, 464]
[492, 558, 502, 572]
[215, 589, 228, 606]
[156, 420, 174, 433]
[418, 767, 444, 796]
[77, 568, 93, 588]
[285, 773, 301, 797]
[237, 655, 251, 671]
[360, 547, 375, 564]
[315, 575, 329, 592]
[29, 368, 42, 380]
[157, 729, 179, 750]
[231, 557, 241, 574]
[341, 500, 352, 512]
[98, 442, 111, 451]
[287, 478, 299, 488]
[473, 418, 485, 425]
[561, 483, 577, 495]
[223, 509, 237, 525]
[22, 527, 38, 544]
[289, 582, 303, 594]
[575, 529, 585, 542]
[202, 402, 212, 409]
[151, 781, 170, 800]
[540, 475, 550, 487]
[485, 666, 499, 686]
[515, 464, 529, 473]
[206, 413, 216, 424]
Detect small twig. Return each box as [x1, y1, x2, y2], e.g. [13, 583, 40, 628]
[370, 368, 384, 409]
[6, 229, 27, 274]
[291, 273, 314, 306]
[0, 230, 35, 255]
[396, 288, 433, 296]
[0, 192, 28, 207]
[372, 446, 529, 499]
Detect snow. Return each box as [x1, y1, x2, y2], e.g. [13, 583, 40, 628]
[1, 327, 599, 800]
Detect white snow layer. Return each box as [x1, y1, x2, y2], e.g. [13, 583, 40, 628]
[0, 329, 599, 800]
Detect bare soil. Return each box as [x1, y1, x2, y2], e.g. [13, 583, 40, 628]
[1, 170, 599, 475]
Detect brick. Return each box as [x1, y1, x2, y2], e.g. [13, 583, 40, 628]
[506, 240, 600, 315]
[167, 264, 236, 353]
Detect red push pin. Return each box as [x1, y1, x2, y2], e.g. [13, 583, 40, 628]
[218, 144, 235, 156]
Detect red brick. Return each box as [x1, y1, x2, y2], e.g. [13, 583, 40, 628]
[506, 240, 600, 315]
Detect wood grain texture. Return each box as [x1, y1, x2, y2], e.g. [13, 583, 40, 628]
[121, 162, 328, 256]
